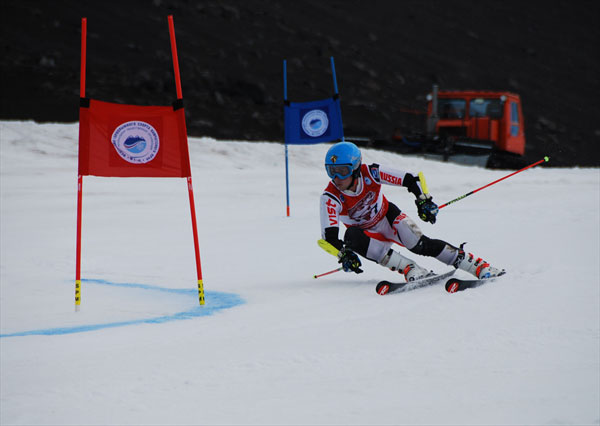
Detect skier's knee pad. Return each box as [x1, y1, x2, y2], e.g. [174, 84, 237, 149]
[409, 236, 446, 257]
[343, 227, 370, 257]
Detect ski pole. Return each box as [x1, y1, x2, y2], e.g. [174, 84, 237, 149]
[314, 239, 343, 278]
[439, 156, 549, 209]
[313, 267, 343, 279]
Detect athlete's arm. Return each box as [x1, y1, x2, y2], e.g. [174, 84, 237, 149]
[319, 192, 344, 250]
[372, 163, 424, 197]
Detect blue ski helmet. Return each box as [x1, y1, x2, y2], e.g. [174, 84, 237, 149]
[324, 142, 362, 180]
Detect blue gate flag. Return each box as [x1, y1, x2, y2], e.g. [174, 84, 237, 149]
[283, 56, 344, 217]
[284, 96, 344, 145]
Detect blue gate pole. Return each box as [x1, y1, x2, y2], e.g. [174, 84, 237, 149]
[283, 59, 291, 217]
[330, 56, 339, 94]
[330, 56, 345, 142]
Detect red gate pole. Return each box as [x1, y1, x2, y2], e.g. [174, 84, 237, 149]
[168, 15, 205, 305]
[80, 18, 87, 100]
[75, 17, 87, 311]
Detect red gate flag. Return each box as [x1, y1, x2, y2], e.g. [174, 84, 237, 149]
[78, 98, 191, 178]
[76, 15, 205, 309]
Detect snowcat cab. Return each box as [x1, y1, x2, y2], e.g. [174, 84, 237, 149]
[421, 86, 525, 167]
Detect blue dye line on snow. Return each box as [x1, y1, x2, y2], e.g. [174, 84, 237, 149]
[0, 279, 245, 338]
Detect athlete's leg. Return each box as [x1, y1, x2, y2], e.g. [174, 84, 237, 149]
[387, 202, 460, 264]
[343, 226, 392, 263]
[387, 203, 504, 277]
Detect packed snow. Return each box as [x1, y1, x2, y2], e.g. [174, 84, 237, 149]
[1, 121, 599, 425]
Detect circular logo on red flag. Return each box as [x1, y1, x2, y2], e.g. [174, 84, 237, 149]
[111, 121, 160, 164]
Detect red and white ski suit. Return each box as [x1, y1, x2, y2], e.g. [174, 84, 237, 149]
[319, 163, 431, 263]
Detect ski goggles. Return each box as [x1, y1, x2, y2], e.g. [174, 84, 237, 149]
[325, 164, 354, 180]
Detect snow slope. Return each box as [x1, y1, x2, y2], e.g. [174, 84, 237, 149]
[1, 121, 599, 425]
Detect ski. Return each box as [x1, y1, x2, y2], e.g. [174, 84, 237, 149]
[445, 272, 506, 293]
[376, 269, 456, 295]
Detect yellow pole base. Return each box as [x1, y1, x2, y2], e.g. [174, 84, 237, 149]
[198, 279, 205, 305]
[75, 279, 81, 312]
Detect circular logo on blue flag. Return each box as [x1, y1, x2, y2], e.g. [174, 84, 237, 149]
[301, 109, 329, 137]
[111, 121, 160, 164]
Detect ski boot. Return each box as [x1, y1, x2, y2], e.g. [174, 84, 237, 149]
[453, 245, 504, 279]
[380, 249, 432, 282]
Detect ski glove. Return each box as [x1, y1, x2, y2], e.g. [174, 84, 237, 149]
[415, 194, 439, 224]
[337, 247, 363, 274]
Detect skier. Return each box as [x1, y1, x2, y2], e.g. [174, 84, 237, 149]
[320, 141, 504, 281]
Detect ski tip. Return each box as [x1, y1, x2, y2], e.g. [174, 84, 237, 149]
[376, 282, 390, 295]
[445, 280, 460, 293]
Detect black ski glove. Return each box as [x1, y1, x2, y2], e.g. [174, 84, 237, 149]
[415, 194, 439, 224]
[337, 247, 363, 274]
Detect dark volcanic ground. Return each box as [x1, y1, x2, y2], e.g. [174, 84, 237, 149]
[2, 0, 599, 167]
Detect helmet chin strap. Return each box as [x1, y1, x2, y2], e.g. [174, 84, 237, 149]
[346, 167, 361, 191]
[351, 166, 361, 184]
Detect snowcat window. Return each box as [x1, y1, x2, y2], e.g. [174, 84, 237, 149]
[438, 99, 465, 119]
[469, 98, 503, 119]
[510, 102, 520, 136]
